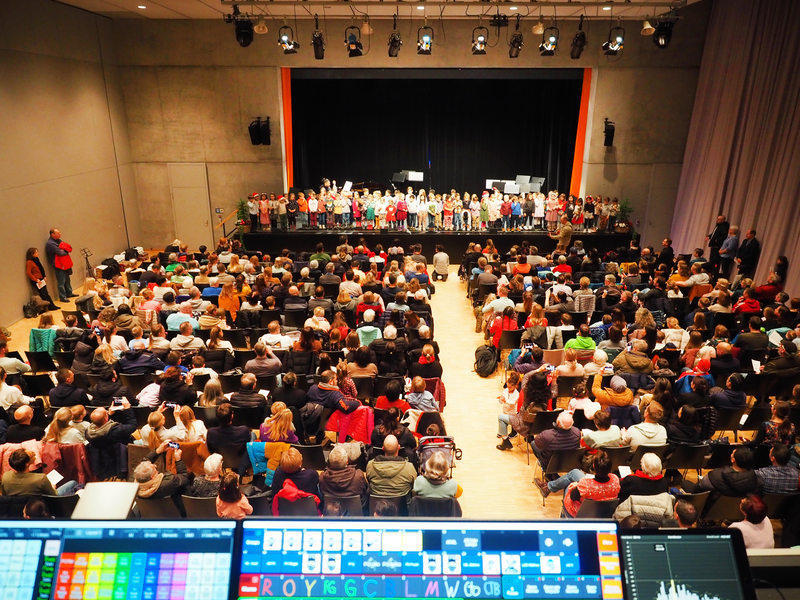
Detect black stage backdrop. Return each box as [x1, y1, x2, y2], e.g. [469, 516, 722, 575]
[291, 69, 583, 195]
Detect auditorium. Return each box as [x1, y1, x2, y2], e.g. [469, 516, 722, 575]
[2, 0, 800, 565]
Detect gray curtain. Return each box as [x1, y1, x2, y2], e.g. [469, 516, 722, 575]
[670, 0, 800, 295]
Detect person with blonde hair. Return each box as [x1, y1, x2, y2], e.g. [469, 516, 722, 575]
[139, 406, 186, 449]
[217, 282, 240, 323]
[198, 378, 225, 407]
[178, 405, 207, 442]
[259, 401, 299, 443]
[44, 407, 87, 444]
[305, 306, 331, 332]
[555, 348, 585, 379]
[413, 451, 462, 499]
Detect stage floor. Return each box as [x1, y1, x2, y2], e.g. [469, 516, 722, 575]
[242, 229, 632, 260]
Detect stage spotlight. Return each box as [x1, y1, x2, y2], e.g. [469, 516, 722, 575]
[345, 26, 363, 57]
[602, 26, 624, 55]
[570, 14, 586, 59]
[417, 25, 433, 55]
[472, 26, 488, 55]
[278, 25, 299, 54]
[311, 15, 325, 60]
[388, 15, 403, 57]
[361, 17, 373, 35]
[640, 20, 655, 35]
[653, 20, 674, 48]
[235, 20, 254, 47]
[532, 20, 544, 35]
[254, 19, 268, 35]
[538, 26, 558, 56]
[507, 14, 522, 58]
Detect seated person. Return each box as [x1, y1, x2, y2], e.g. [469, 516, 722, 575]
[307, 370, 361, 414]
[684, 446, 763, 499]
[413, 451, 462, 499]
[581, 410, 622, 448]
[375, 380, 410, 413]
[229, 373, 267, 409]
[133, 440, 192, 500]
[49, 368, 91, 407]
[567, 383, 601, 418]
[271, 447, 320, 498]
[561, 450, 620, 517]
[592, 374, 634, 408]
[118, 341, 166, 375]
[319, 445, 368, 509]
[710, 373, 746, 410]
[0, 449, 79, 496]
[188, 453, 223, 497]
[755, 443, 800, 495]
[244, 342, 282, 377]
[622, 402, 667, 450]
[730, 495, 774, 549]
[371, 407, 417, 458]
[612, 339, 654, 374]
[409, 344, 443, 379]
[188, 355, 219, 381]
[533, 411, 581, 475]
[89, 367, 134, 408]
[617, 453, 669, 502]
[5, 406, 45, 443]
[206, 402, 253, 454]
[406, 376, 439, 412]
[366, 434, 417, 497]
[260, 401, 299, 444]
[259, 320, 294, 349]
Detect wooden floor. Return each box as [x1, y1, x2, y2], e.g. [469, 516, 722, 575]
[7, 271, 562, 518]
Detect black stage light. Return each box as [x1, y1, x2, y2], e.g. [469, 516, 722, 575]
[539, 26, 558, 56]
[312, 15, 325, 60]
[508, 15, 522, 58]
[602, 26, 624, 55]
[653, 20, 674, 48]
[472, 26, 488, 55]
[388, 15, 403, 56]
[345, 26, 363, 57]
[570, 15, 587, 59]
[278, 25, 299, 54]
[235, 21, 254, 47]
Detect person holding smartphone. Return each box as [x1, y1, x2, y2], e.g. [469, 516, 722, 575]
[132, 439, 192, 502]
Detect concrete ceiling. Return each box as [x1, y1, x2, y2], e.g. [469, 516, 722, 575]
[57, 0, 703, 20]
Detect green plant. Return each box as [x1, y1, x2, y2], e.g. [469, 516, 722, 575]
[236, 198, 248, 223]
[617, 198, 634, 223]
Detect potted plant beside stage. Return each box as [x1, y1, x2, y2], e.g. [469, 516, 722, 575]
[236, 198, 250, 234]
[614, 199, 634, 234]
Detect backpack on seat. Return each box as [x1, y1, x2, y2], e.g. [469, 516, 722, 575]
[474, 344, 498, 378]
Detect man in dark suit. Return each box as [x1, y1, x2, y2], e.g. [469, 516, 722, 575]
[705, 214, 729, 276]
[736, 229, 761, 280]
[656, 238, 675, 274]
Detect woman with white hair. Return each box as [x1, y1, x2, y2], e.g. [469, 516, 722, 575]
[413, 451, 462, 499]
[319, 445, 368, 510]
[617, 453, 669, 502]
[583, 349, 613, 378]
[188, 453, 224, 497]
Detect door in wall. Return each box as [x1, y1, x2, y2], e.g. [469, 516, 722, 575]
[168, 163, 214, 251]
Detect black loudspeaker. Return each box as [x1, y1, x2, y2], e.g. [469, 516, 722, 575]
[260, 117, 271, 146]
[489, 227, 500, 234]
[380, 228, 389, 234]
[603, 118, 615, 147]
[248, 120, 262, 145]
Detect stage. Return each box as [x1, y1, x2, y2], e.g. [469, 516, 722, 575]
[242, 229, 632, 262]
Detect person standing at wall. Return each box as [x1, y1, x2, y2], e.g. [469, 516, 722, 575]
[25, 248, 58, 310]
[45, 228, 75, 302]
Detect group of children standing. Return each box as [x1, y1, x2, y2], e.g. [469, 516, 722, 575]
[246, 180, 622, 234]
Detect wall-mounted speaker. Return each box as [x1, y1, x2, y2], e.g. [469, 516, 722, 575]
[603, 118, 615, 147]
[248, 117, 271, 146]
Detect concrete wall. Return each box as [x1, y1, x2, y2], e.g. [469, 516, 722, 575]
[0, 1, 138, 327]
[114, 1, 711, 249]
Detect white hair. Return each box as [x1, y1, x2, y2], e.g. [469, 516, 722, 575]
[364, 309, 375, 323]
[384, 325, 397, 340]
[593, 349, 608, 365]
[418, 325, 431, 339]
[309, 260, 319, 269]
[328, 446, 349, 469]
[301, 267, 310, 277]
[133, 460, 157, 483]
[640, 453, 663, 477]
[204, 453, 223, 477]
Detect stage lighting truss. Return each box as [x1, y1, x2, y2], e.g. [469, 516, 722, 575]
[388, 15, 403, 57]
[472, 26, 488, 55]
[539, 26, 558, 56]
[653, 20, 674, 48]
[602, 26, 624, 55]
[570, 14, 587, 59]
[312, 14, 325, 60]
[278, 24, 299, 54]
[417, 25, 434, 55]
[345, 25, 363, 57]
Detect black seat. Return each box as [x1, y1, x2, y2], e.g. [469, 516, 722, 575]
[232, 406, 266, 430]
[136, 497, 183, 519]
[324, 495, 364, 517]
[192, 405, 220, 428]
[291, 444, 327, 471]
[191, 373, 211, 392]
[217, 444, 247, 472]
[556, 375, 584, 398]
[351, 377, 375, 400]
[276, 495, 319, 516]
[22, 374, 54, 398]
[574, 498, 619, 518]
[119, 373, 152, 397]
[223, 329, 249, 349]
[42, 494, 79, 519]
[663, 443, 710, 474]
[409, 497, 462, 517]
[53, 351, 75, 370]
[234, 350, 257, 370]
[61, 311, 89, 329]
[219, 373, 241, 394]
[628, 444, 670, 471]
[255, 375, 279, 392]
[26, 351, 57, 373]
[182, 496, 219, 519]
[284, 309, 308, 329]
[368, 494, 407, 516]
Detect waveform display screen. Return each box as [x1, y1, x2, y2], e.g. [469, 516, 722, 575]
[619, 530, 755, 600]
[0, 521, 237, 600]
[239, 520, 622, 600]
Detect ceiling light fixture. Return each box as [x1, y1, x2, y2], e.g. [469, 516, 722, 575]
[278, 24, 299, 54]
[640, 20, 655, 35]
[539, 26, 558, 56]
[312, 14, 325, 59]
[345, 24, 363, 57]
[417, 23, 433, 55]
[254, 19, 268, 34]
[361, 16, 373, 35]
[137, 5, 146, 8]
[472, 26, 488, 55]
[653, 20, 674, 48]
[388, 15, 403, 57]
[602, 25, 624, 55]
[509, 15, 523, 59]
[570, 14, 587, 59]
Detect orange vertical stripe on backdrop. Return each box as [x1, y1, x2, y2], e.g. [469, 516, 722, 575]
[569, 68, 592, 197]
[281, 67, 294, 189]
